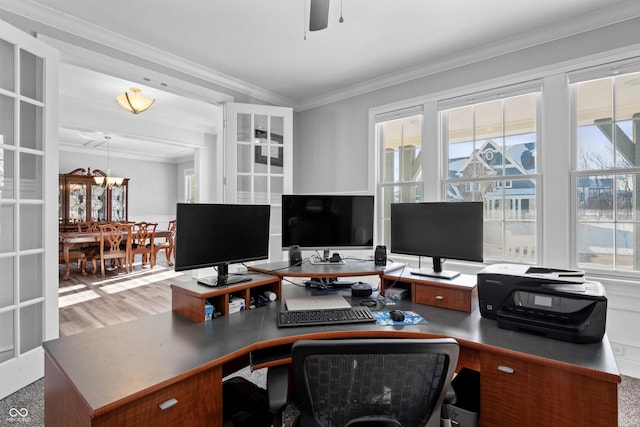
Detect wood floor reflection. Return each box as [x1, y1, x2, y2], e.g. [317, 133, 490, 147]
[58, 257, 191, 337]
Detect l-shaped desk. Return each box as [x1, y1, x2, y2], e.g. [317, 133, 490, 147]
[44, 260, 621, 426]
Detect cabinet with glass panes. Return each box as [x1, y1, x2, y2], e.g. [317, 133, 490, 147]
[59, 168, 129, 231]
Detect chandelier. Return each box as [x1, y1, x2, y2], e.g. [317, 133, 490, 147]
[94, 136, 125, 187]
[116, 86, 155, 114]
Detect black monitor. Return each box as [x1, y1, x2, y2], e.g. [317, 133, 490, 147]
[282, 194, 374, 263]
[175, 203, 271, 286]
[390, 201, 483, 279]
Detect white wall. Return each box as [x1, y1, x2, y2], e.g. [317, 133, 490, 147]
[293, 17, 640, 377]
[59, 151, 179, 228]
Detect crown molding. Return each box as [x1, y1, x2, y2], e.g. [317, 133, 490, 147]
[294, 0, 640, 111]
[2, 0, 640, 112]
[0, 0, 293, 107]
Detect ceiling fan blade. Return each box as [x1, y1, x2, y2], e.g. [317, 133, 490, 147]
[309, 0, 330, 31]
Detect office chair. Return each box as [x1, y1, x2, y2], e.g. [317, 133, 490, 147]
[268, 338, 459, 427]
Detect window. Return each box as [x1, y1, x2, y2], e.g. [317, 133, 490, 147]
[440, 84, 541, 263]
[571, 60, 640, 272]
[184, 168, 195, 203]
[376, 106, 424, 247]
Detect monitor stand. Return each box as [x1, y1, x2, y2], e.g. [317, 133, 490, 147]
[197, 263, 252, 287]
[410, 257, 460, 280]
[410, 268, 460, 280]
[197, 275, 251, 287]
[310, 249, 346, 265]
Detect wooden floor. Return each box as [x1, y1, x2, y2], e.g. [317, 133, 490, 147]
[58, 255, 192, 337]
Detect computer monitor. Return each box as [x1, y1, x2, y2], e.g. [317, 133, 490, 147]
[390, 201, 483, 279]
[175, 203, 271, 286]
[281, 194, 374, 263]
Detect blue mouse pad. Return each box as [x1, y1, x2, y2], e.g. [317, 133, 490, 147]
[372, 310, 428, 326]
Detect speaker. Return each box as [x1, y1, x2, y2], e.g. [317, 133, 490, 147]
[288, 245, 302, 266]
[374, 245, 387, 266]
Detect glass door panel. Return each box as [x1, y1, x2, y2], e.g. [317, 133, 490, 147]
[0, 147, 15, 198]
[91, 184, 106, 221]
[0, 94, 15, 146]
[69, 182, 87, 222]
[224, 103, 293, 262]
[0, 39, 13, 91]
[19, 49, 44, 102]
[0, 17, 57, 400]
[111, 185, 127, 222]
[19, 152, 43, 199]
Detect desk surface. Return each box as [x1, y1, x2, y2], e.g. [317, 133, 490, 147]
[43, 281, 620, 416]
[249, 259, 401, 278]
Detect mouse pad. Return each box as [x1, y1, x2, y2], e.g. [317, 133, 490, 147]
[372, 311, 427, 326]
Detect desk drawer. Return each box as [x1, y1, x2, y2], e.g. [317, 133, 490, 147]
[95, 367, 221, 427]
[414, 284, 472, 312]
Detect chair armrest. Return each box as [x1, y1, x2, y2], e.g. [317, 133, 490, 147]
[267, 365, 289, 414]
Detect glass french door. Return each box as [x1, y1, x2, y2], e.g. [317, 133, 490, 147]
[0, 20, 59, 399]
[224, 103, 293, 262]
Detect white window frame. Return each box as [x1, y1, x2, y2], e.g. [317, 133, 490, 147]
[569, 58, 640, 277]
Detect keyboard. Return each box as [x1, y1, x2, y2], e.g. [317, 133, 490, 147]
[278, 306, 376, 327]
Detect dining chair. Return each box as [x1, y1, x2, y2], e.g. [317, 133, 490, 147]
[130, 222, 157, 268]
[58, 242, 87, 277]
[97, 222, 133, 277]
[77, 220, 102, 273]
[153, 219, 176, 266]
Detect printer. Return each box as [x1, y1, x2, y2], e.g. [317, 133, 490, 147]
[477, 264, 607, 343]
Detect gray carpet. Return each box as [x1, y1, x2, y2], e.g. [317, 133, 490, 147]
[1, 372, 639, 426]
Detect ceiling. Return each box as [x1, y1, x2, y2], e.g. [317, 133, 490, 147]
[1, 0, 639, 161]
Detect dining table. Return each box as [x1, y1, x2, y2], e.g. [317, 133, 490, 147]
[59, 229, 171, 280]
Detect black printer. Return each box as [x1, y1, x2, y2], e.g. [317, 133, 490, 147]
[477, 264, 607, 344]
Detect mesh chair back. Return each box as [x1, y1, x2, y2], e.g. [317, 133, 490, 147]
[292, 338, 459, 427]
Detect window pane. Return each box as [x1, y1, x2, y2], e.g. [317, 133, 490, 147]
[19, 204, 42, 251]
[0, 310, 14, 363]
[505, 221, 536, 263]
[20, 49, 44, 102]
[0, 257, 14, 308]
[20, 302, 43, 354]
[20, 101, 43, 151]
[616, 222, 638, 271]
[577, 122, 616, 170]
[236, 113, 251, 142]
[0, 39, 14, 92]
[237, 143, 252, 173]
[616, 119, 639, 167]
[577, 175, 614, 221]
[0, 147, 15, 198]
[475, 100, 503, 140]
[616, 173, 637, 221]
[615, 73, 640, 121]
[380, 184, 422, 246]
[20, 252, 43, 302]
[577, 222, 614, 270]
[448, 106, 476, 178]
[19, 152, 43, 199]
[0, 94, 15, 146]
[576, 79, 612, 127]
[380, 115, 422, 183]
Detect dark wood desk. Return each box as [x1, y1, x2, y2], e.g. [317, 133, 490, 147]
[43, 281, 621, 427]
[59, 230, 170, 280]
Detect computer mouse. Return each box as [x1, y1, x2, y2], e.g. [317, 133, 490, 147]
[390, 310, 405, 322]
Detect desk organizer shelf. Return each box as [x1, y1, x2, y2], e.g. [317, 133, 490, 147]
[381, 272, 477, 313]
[171, 274, 281, 322]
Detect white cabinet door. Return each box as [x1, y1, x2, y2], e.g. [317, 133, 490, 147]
[0, 19, 59, 399]
[224, 103, 293, 262]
